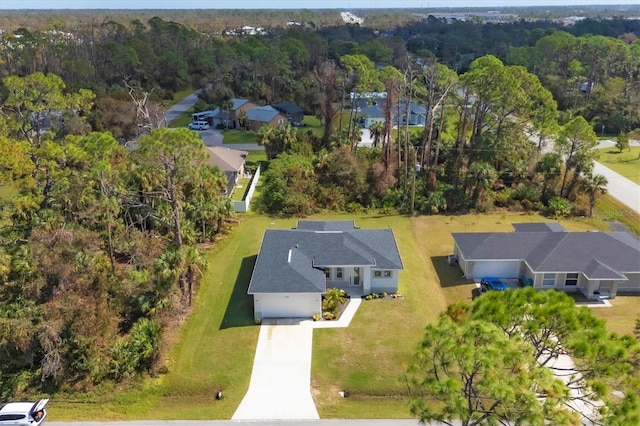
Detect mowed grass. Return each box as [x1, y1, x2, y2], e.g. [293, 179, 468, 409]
[598, 147, 640, 184]
[48, 210, 639, 420]
[221, 129, 258, 144]
[595, 193, 640, 235]
[590, 296, 640, 336]
[310, 212, 609, 418]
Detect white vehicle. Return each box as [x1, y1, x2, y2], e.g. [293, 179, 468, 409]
[0, 399, 48, 425]
[188, 120, 210, 130]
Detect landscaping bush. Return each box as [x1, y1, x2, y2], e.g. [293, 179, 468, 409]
[546, 196, 572, 218]
[511, 184, 540, 203]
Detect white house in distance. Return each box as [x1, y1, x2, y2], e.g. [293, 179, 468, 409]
[452, 223, 640, 299]
[248, 221, 404, 321]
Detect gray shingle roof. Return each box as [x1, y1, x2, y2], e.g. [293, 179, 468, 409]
[453, 225, 640, 276]
[513, 222, 565, 232]
[248, 222, 403, 294]
[247, 105, 281, 123]
[296, 220, 357, 231]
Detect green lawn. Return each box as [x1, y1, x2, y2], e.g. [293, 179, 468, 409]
[598, 146, 640, 184]
[168, 112, 193, 128]
[311, 212, 610, 418]
[595, 193, 640, 235]
[48, 210, 639, 420]
[230, 177, 251, 201]
[221, 129, 258, 144]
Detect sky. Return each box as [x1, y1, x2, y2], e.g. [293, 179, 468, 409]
[0, 0, 639, 10]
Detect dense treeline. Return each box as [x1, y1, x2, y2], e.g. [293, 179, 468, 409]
[0, 73, 232, 398]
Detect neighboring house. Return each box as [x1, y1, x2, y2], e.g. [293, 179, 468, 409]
[359, 104, 385, 129]
[452, 223, 640, 299]
[205, 146, 248, 196]
[272, 102, 304, 126]
[246, 105, 288, 131]
[248, 220, 404, 320]
[193, 98, 258, 129]
[358, 99, 427, 129]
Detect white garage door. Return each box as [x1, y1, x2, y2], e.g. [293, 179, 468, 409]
[473, 261, 520, 279]
[259, 293, 320, 318]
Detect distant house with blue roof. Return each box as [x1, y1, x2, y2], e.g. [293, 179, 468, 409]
[246, 105, 288, 131]
[191, 98, 287, 131]
[192, 98, 258, 129]
[358, 98, 427, 129]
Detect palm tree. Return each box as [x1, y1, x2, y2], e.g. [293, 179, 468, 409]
[323, 288, 347, 315]
[535, 152, 562, 198]
[581, 172, 608, 217]
[238, 111, 249, 131]
[257, 125, 276, 159]
[180, 245, 207, 306]
[465, 162, 497, 208]
[369, 120, 384, 148]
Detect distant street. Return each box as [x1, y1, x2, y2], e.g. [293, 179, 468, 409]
[595, 140, 640, 215]
[164, 91, 201, 124]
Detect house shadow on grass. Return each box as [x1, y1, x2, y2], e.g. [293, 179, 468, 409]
[431, 256, 475, 288]
[219, 255, 256, 330]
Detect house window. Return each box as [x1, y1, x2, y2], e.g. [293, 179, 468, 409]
[336, 267, 343, 279]
[542, 273, 555, 287]
[384, 271, 392, 278]
[374, 271, 382, 277]
[325, 268, 331, 279]
[565, 273, 578, 286]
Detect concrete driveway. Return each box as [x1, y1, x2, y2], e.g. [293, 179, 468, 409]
[232, 319, 319, 420]
[232, 299, 362, 420]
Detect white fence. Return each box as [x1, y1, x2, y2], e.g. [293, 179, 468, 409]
[234, 164, 261, 213]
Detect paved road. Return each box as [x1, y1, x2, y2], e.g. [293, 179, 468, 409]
[595, 140, 640, 215]
[165, 91, 201, 124]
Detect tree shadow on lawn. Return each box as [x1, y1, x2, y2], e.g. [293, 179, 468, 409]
[219, 255, 256, 330]
[431, 255, 474, 288]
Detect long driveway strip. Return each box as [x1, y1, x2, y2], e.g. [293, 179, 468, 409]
[232, 298, 362, 420]
[232, 319, 320, 420]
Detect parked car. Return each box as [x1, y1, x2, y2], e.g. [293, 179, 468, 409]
[480, 276, 508, 292]
[0, 399, 48, 425]
[188, 120, 210, 130]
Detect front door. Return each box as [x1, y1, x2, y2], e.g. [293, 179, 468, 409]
[351, 267, 360, 286]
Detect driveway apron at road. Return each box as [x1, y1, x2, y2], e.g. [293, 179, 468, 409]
[232, 320, 319, 420]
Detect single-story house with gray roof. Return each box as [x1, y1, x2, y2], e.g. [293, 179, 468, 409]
[205, 146, 248, 196]
[248, 220, 404, 320]
[452, 223, 640, 299]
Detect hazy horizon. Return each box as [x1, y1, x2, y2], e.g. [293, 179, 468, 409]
[1, 0, 639, 10]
